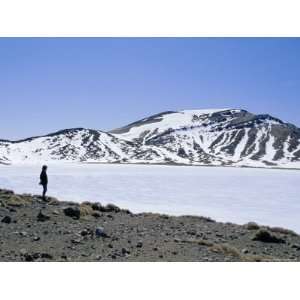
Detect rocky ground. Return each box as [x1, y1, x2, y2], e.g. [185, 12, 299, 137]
[1, 188, 300, 262]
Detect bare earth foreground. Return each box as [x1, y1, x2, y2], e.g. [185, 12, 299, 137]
[1, 189, 300, 262]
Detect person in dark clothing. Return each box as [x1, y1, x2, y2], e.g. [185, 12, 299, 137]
[39, 165, 48, 200]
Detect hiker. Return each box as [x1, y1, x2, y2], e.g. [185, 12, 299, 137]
[39, 165, 48, 200]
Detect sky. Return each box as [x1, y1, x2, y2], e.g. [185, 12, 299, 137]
[0, 38, 300, 140]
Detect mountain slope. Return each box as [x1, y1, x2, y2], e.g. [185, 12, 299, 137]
[0, 128, 136, 164]
[1, 109, 300, 168]
[111, 109, 300, 168]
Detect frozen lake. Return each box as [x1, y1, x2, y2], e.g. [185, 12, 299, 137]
[0, 163, 300, 232]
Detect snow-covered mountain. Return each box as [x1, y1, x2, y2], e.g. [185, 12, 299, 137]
[111, 109, 300, 168]
[1, 109, 300, 168]
[0, 128, 136, 164]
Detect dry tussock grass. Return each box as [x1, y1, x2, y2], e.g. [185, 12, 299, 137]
[183, 238, 279, 262]
[2, 195, 32, 207]
[79, 203, 94, 217]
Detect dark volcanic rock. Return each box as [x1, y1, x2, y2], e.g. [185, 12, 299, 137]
[252, 229, 285, 244]
[91, 203, 103, 211]
[1, 216, 12, 224]
[63, 207, 81, 219]
[102, 204, 121, 213]
[136, 241, 143, 248]
[37, 211, 51, 222]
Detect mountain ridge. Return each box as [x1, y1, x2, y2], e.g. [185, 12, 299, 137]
[1, 108, 300, 168]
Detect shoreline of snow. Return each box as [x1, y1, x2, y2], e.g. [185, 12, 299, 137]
[2, 160, 300, 171]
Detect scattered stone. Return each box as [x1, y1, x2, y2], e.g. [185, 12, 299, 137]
[63, 207, 80, 219]
[121, 248, 130, 256]
[252, 229, 285, 244]
[95, 227, 109, 238]
[40, 253, 53, 260]
[242, 248, 249, 254]
[22, 252, 53, 261]
[1, 216, 12, 224]
[71, 239, 82, 245]
[24, 254, 34, 262]
[37, 211, 50, 222]
[80, 229, 89, 237]
[20, 248, 27, 255]
[187, 230, 197, 236]
[1, 188, 300, 262]
[291, 244, 300, 250]
[136, 242, 143, 248]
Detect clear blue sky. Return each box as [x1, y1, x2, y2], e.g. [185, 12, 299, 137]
[0, 38, 300, 140]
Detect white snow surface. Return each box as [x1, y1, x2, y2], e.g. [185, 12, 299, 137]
[1, 163, 300, 233]
[115, 108, 229, 141]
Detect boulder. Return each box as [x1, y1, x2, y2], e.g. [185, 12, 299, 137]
[95, 227, 109, 238]
[102, 204, 121, 213]
[291, 244, 300, 250]
[63, 207, 81, 220]
[121, 248, 131, 256]
[1, 216, 12, 224]
[136, 241, 143, 248]
[245, 222, 260, 230]
[37, 211, 51, 222]
[91, 203, 103, 211]
[252, 229, 285, 243]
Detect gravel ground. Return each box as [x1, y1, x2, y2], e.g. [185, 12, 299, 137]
[1, 188, 300, 262]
